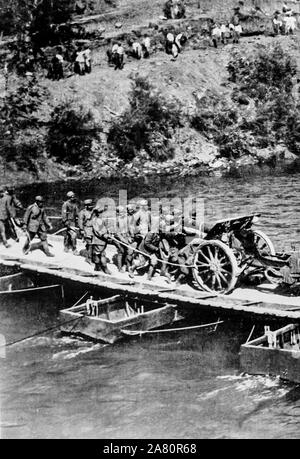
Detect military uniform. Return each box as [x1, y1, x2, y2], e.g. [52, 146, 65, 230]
[131, 232, 161, 280]
[134, 208, 151, 236]
[0, 194, 12, 247]
[23, 201, 53, 256]
[91, 213, 111, 274]
[5, 190, 23, 242]
[62, 199, 79, 253]
[78, 204, 93, 263]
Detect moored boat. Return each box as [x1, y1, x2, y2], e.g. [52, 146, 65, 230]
[59, 294, 180, 344]
[0, 272, 63, 300]
[240, 324, 300, 384]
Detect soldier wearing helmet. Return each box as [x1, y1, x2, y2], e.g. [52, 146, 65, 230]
[78, 199, 94, 264]
[3, 185, 23, 242]
[134, 199, 151, 237]
[91, 205, 111, 274]
[22, 195, 54, 256]
[61, 191, 79, 254]
[0, 187, 13, 249]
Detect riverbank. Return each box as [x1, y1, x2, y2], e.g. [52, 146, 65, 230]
[1, 149, 299, 189]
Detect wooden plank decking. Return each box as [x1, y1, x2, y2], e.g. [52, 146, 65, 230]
[0, 236, 299, 321]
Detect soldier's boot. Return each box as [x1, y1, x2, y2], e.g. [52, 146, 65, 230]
[101, 255, 111, 275]
[117, 253, 125, 272]
[71, 237, 79, 255]
[126, 255, 133, 273]
[175, 273, 186, 286]
[94, 263, 101, 272]
[41, 241, 55, 257]
[85, 244, 93, 265]
[161, 264, 172, 283]
[160, 262, 169, 277]
[147, 265, 155, 281]
[23, 237, 31, 255]
[63, 234, 69, 253]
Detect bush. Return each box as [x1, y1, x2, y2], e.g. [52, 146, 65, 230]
[46, 100, 100, 165]
[0, 76, 47, 172]
[227, 44, 297, 102]
[107, 75, 182, 162]
[192, 44, 300, 161]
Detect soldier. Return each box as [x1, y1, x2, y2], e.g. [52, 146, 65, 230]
[115, 42, 125, 70]
[23, 196, 54, 256]
[129, 231, 161, 281]
[78, 199, 94, 264]
[62, 191, 79, 255]
[91, 206, 111, 274]
[134, 199, 151, 237]
[112, 205, 128, 272]
[4, 186, 23, 215]
[125, 204, 140, 271]
[4, 185, 23, 242]
[0, 188, 13, 248]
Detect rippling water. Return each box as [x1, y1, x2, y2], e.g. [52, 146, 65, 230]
[1, 172, 300, 439]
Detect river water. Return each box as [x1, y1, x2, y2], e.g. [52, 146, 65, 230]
[0, 171, 300, 439]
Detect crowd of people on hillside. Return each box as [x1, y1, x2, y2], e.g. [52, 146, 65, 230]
[7, 1, 299, 80]
[47, 45, 92, 80]
[272, 6, 298, 35]
[106, 34, 152, 70]
[0, 189, 205, 286]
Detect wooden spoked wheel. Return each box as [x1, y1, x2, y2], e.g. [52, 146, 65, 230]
[253, 230, 275, 256]
[193, 240, 239, 294]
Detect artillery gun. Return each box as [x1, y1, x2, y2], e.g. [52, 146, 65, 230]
[187, 214, 300, 294]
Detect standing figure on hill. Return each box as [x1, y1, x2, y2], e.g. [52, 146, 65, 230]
[115, 42, 125, 70]
[84, 47, 92, 73]
[230, 9, 242, 44]
[62, 191, 79, 255]
[165, 0, 185, 20]
[75, 48, 86, 75]
[220, 23, 229, 44]
[142, 34, 151, 58]
[55, 48, 64, 79]
[130, 40, 143, 59]
[273, 11, 284, 35]
[284, 11, 297, 34]
[211, 23, 222, 48]
[78, 199, 94, 264]
[91, 206, 111, 274]
[0, 188, 13, 249]
[175, 32, 187, 54]
[22, 196, 54, 257]
[165, 31, 175, 55]
[107, 40, 118, 66]
[164, 0, 174, 19]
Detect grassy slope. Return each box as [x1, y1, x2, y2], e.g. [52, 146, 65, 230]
[3, 0, 300, 184]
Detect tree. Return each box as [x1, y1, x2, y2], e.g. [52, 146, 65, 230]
[46, 100, 100, 165]
[192, 43, 300, 160]
[227, 43, 297, 103]
[30, 0, 74, 46]
[0, 75, 48, 171]
[107, 75, 182, 162]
